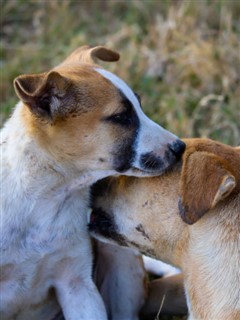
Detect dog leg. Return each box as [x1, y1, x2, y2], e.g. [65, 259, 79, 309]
[53, 239, 108, 320]
[56, 278, 107, 320]
[94, 242, 146, 320]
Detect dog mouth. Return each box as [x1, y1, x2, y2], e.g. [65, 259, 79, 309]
[88, 208, 128, 246]
[89, 207, 157, 258]
[88, 208, 111, 230]
[130, 140, 185, 177]
[128, 156, 181, 177]
[88, 208, 115, 236]
[124, 167, 166, 177]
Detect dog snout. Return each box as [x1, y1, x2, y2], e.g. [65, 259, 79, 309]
[138, 139, 185, 174]
[169, 139, 186, 159]
[140, 152, 164, 171]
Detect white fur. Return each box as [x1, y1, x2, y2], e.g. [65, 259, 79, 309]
[143, 256, 180, 277]
[95, 68, 178, 168]
[0, 103, 108, 320]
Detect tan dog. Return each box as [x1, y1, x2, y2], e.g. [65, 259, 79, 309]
[0, 45, 185, 320]
[90, 138, 240, 320]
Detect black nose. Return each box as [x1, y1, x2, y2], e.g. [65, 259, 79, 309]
[169, 140, 186, 158]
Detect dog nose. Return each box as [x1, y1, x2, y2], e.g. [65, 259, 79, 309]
[169, 140, 186, 158]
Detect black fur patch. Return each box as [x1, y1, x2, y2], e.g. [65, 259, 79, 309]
[106, 90, 140, 172]
[105, 91, 139, 128]
[112, 137, 137, 172]
[136, 224, 150, 240]
[140, 152, 165, 171]
[88, 208, 127, 246]
[140, 146, 183, 173]
[90, 177, 113, 207]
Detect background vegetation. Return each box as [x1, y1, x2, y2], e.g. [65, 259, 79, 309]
[1, 0, 240, 145]
[1, 0, 240, 318]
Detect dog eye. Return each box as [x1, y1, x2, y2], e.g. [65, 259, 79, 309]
[109, 111, 133, 126]
[106, 111, 133, 126]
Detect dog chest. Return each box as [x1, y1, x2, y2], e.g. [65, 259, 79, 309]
[0, 187, 92, 316]
[0, 244, 89, 319]
[1, 188, 90, 259]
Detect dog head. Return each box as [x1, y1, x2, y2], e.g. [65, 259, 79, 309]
[14, 45, 185, 177]
[89, 139, 239, 257]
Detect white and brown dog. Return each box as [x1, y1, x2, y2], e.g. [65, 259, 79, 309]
[0, 45, 185, 320]
[90, 138, 240, 320]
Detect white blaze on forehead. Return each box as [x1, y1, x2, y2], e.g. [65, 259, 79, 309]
[95, 67, 178, 166]
[95, 68, 142, 115]
[95, 68, 175, 134]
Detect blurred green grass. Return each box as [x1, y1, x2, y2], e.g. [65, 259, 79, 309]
[1, 0, 240, 145]
[1, 1, 239, 319]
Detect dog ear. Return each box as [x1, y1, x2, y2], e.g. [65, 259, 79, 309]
[61, 45, 120, 65]
[14, 71, 70, 120]
[178, 151, 236, 225]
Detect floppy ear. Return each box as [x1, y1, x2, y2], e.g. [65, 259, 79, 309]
[14, 71, 70, 120]
[61, 45, 120, 65]
[178, 151, 236, 225]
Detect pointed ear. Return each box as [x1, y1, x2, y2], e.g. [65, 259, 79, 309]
[61, 45, 120, 65]
[178, 151, 236, 225]
[14, 71, 70, 120]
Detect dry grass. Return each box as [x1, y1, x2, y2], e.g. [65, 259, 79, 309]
[1, 0, 240, 318]
[1, 0, 239, 146]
